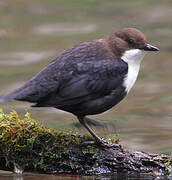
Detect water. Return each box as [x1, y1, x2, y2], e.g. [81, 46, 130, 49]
[0, 0, 172, 179]
[0, 171, 167, 180]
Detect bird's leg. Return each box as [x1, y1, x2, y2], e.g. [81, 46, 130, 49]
[78, 116, 103, 143]
[77, 116, 120, 148]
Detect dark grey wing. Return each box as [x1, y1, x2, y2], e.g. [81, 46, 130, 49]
[0, 40, 103, 103]
[33, 59, 128, 107]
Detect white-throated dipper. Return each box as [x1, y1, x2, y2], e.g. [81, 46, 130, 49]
[0, 28, 159, 147]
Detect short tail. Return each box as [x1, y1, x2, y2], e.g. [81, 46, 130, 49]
[0, 93, 16, 103]
[0, 96, 7, 103]
[0, 86, 26, 103]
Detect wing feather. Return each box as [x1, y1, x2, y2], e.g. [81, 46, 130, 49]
[34, 59, 128, 107]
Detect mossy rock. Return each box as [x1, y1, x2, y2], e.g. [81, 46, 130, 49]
[0, 109, 117, 174]
[0, 109, 171, 177]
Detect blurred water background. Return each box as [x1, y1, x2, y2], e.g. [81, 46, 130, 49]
[0, 0, 172, 179]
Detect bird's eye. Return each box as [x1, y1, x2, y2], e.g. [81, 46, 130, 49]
[127, 39, 134, 44]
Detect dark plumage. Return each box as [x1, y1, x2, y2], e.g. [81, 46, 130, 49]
[0, 28, 159, 147]
[1, 42, 128, 113]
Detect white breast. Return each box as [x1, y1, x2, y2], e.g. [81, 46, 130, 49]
[122, 49, 146, 94]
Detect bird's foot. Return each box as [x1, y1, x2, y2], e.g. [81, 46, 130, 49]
[97, 138, 121, 149]
[81, 138, 121, 149]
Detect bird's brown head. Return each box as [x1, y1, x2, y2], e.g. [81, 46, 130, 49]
[106, 28, 159, 58]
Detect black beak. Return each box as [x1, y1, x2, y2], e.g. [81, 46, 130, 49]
[143, 44, 159, 51]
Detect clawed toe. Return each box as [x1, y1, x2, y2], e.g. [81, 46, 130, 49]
[97, 138, 121, 148]
[81, 138, 121, 149]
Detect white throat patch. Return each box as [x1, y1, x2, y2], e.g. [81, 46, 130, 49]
[122, 49, 146, 94]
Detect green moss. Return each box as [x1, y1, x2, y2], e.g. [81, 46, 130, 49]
[0, 109, 92, 148]
[0, 109, 118, 174]
[165, 158, 172, 174]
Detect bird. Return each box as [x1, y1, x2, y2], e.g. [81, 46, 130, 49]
[0, 28, 159, 147]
